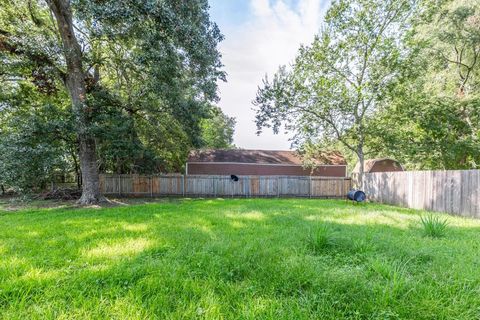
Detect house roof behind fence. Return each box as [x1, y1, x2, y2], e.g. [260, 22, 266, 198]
[352, 158, 403, 173]
[187, 149, 347, 165]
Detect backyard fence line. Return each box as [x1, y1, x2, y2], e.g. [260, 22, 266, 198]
[353, 170, 480, 218]
[99, 174, 352, 199]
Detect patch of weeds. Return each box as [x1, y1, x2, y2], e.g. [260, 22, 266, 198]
[372, 309, 400, 320]
[307, 225, 336, 253]
[6, 194, 35, 207]
[351, 238, 374, 255]
[420, 214, 448, 238]
[369, 258, 411, 304]
[141, 246, 171, 260]
[408, 249, 434, 265]
[369, 258, 410, 283]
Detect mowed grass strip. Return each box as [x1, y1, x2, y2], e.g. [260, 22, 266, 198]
[1, 199, 480, 319]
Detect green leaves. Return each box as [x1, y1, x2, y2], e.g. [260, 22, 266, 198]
[0, 87, 74, 191]
[0, 0, 230, 189]
[420, 214, 449, 238]
[254, 0, 479, 172]
[363, 0, 480, 170]
[254, 0, 414, 169]
[415, 0, 480, 96]
[200, 106, 236, 149]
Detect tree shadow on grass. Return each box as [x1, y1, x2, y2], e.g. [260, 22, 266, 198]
[1, 198, 480, 318]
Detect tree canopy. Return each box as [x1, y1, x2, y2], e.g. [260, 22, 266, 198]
[254, 0, 479, 174]
[365, 0, 480, 169]
[0, 0, 235, 197]
[254, 0, 415, 184]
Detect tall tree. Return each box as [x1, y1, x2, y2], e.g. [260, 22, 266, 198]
[364, 0, 480, 169]
[46, 0, 100, 204]
[0, 0, 225, 203]
[254, 0, 414, 186]
[417, 0, 480, 97]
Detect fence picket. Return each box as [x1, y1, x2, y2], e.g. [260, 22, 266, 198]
[100, 174, 351, 199]
[356, 170, 480, 218]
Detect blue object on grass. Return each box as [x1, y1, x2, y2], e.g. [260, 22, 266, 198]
[347, 190, 366, 202]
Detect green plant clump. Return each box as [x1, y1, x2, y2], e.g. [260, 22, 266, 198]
[420, 214, 448, 238]
[307, 225, 336, 253]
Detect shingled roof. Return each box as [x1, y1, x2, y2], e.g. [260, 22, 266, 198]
[352, 158, 403, 173]
[187, 149, 347, 165]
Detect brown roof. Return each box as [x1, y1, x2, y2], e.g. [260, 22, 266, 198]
[187, 149, 346, 165]
[352, 158, 403, 173]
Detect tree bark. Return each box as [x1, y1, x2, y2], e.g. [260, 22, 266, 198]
[47, 0, 105, 204]
[357, 147, 365, 190]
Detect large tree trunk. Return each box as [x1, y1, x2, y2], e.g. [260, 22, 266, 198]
[78, 137, 104, 203]
[47, 0, 105, 204]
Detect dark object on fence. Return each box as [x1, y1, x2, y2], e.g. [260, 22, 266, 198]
[347, 189, 366, 202]
[230, 175, 239, 182]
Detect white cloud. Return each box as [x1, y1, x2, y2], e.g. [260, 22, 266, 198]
[217, 0, 329, 150]
[251, 0, 272, 16]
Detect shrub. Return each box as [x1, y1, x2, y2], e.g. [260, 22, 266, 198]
[420, 214, 448, 238]
[307, 225, 335, 253]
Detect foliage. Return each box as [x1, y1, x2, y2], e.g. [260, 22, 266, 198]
[420, 214, 449, 238]
[1, 199, 479, 318]
[366, 97, 480, 169]
[254, 0, 480, 172]
[0, 0, 234, 192]
[363, 0, 480, 169]
[254, 0, 415, 182]
[415, 0, 480, 97]
[307, 224, 336, 252]
[0, 83, 76, 191]
[200, 106, 236, 149]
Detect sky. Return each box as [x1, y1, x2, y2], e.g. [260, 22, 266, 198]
[209, 0, 331, 150]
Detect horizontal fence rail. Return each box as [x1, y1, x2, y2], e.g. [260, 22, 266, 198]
[100, 174, 352, 199]
[357, 170, 480, 218]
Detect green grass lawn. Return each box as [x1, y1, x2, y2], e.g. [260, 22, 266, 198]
[1, 198, 480, 319]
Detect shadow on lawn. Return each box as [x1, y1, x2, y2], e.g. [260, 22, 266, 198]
[1, 199, 480, 318]
[2, 199, 479, 261]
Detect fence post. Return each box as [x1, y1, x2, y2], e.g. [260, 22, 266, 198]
[309, 176, 312, 198]
[214, 177, 217, 198]
[150, 176, 153, 198]
[182, 175, 185, 197]
[277, 176, 280, 198]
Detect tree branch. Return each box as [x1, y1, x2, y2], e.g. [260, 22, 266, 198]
[0, 28, 67, 84]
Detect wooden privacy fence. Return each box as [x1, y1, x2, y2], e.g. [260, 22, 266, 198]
[100, 174, 352, 198]
[360, 170, 480, 218]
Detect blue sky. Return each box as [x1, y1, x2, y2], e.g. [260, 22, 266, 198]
[208, 0, 331, 150]
[209, 1, 251, 27]
[209, 0, 301, 28]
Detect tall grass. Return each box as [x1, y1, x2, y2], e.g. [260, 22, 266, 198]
[420, 214, 448, 238]
[307, 225, 335, 253]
